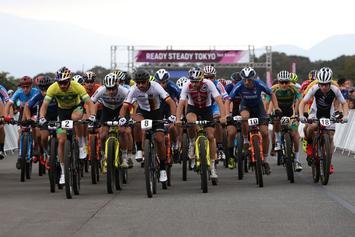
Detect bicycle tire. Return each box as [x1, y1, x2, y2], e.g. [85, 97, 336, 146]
[284, 133, 294, 183]
[48, 137, 57, 193]
[320, 134, 331, 185]
[106, 139, 116, 194]
[198, 136, 208, 193]
[236, 132, 244, 180]
[90, 136, 98, 184]
[19, 134, 28, 182]
[277, 150, 283, 166]
[64, 140, 73, 199]
[181, 133, 188, 181]
[72, 140, 80, 195]
[252, 136, 263, 188]
[26, 161, 32, 180]
[312, 137, 320, 183]
[144, 138, 153, 198]
[222, 129, 228, 168]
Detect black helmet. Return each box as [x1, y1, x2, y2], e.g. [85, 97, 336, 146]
[230, 72, 242, 82]
[134, 69, 150, 81]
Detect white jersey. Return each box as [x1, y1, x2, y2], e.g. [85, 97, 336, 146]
[91, 85, 129, 110]
[124, 81, 169, 111]
[180, 79, 220, 108]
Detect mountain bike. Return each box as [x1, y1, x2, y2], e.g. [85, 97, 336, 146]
[180, 118, 189, 181]
[46, 121, 62, 193]
[307, 117, 343, 185]
[88, 121, 100, 184]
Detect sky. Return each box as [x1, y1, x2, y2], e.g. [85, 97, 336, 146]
[1, 0, 354, 49]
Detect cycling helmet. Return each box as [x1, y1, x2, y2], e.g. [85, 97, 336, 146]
[203, 65, 216, 77]
[72, 75, 84, 84]
[290, 73, 298, 83]
[154, 69, 170, 81]
[19, 76, 33, 86]
[176, 76, 189, 89]
[84, 71, 96, 81]
[56, 67, 72, 81]
[317, 67, 333, 84]
[308, 70, 317, 81]
[7, 89, 14, 96]
[112, 70, 126, 81]
[240, 67, 256, 80]
[230, 72, 242, 82]
[103, 73, 117, 88]
[188, 67, 204, 82]
[277, 70, 291, 82]
[37, 75, 52, 87]
[134, 69, 150, 81]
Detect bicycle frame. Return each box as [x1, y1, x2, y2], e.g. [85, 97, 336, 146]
[247, 119, 264, 164]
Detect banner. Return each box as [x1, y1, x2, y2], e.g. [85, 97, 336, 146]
[135, 50, 248, 64]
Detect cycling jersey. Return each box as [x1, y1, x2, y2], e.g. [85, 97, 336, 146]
[213, 80, 229, 101]
[45, 81, 90, 109]
[164, 80, 181, 102]
[229, 79, 272, 107]
[124, 81, 169, 111]
[304, 84, 346, 119]
[91, 85, 129, 110]
[180, 79, 220, 109]
[10, 87, 39, 106]
[225, 82, 241, 115]
[0, 85, 9, 103]
[266, 84, 301, 115]
[27, 91, 58, 117]
[85, 83, 101, 97]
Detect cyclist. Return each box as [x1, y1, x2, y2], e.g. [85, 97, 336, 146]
[119, 69, 177, 182]
[0, 84, 10, 159]
[290, 73, 301, 90]
[175, 67, 226, 179]
[24, 75, 57, 165]
[73, 74, 84, 85]
[5, 76, 40, 168]
[299, 67, 349, 173]
[203, 65, 230, 161]
[154, 68, 181, 162]
[228, 67, 281, 174]
[176, 76, 189, 90]
[91, 73, 130, 167]
[300, 69, 317, 94]
[39, 67, 95, 184]
[225, 72, 243, 168]
[267, 71, 303, 171]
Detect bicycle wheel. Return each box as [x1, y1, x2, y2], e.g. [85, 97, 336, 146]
[64, 140, 73, 199]
[236, 132, 244, 180]
[39, 155, 45, 176]
[222, 129, 228, 168]
[20, 134, 29, 182]
[277, 150, 283, 166]
[198, 136, 208, 193]
[181, 133, 188, 181]
[26, 160, 32, 180]
[48, 137, 57, 193]
[312, 137, 320, 183]
[320, 134, 331, 185]
[72, 140, 80, 195]
[167, 164, 171, 187]
[252, 136, 263, 188]
[144, 138, 153, 198]
[90, 135, 98, 184]
[284, 133, 294, 183]
[106, 139, 116, 194]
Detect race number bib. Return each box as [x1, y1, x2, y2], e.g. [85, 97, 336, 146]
[61, 120, 73, 129]
[248, 118, 259, 126]
[319, 118, 331, 127]
[280, 116, 291, 126]
[141, 119, 153, 130]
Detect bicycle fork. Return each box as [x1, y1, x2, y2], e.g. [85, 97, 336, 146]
[105, 137, 120, 168]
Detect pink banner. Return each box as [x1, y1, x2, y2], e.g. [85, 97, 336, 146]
[135, 50, 248, 64]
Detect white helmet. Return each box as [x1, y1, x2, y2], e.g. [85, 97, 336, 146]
[188, 67, 204, 81]
[203, 65, 216, 77]
[103, 73, 117, 88]
[72, 75, 84, 84]
[176, 76, 188, 89]
[317, 67, 333, 84]
[277, 70, 291, 82]
[154, 69, 170, 81]
[240, 67, 256, 80]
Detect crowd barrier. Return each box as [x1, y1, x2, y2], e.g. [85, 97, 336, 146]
[4, 124, 19, 152]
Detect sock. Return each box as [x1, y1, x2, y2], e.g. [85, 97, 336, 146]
[160, 161, 166, 170]
[276, 132, 281, 143]
[229, 147, 234, 157]
[122, 149, 127, 159]
[60, 163, 64, 174]
[217, 143, 223, 150]
[0, 143, 4, 152]
[136, 142, 142, 151]
[294, 152, 300, 162]
[264, 154, 268, 162]
[243, 137, 249, 144]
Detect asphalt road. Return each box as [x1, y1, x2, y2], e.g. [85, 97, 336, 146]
[0, 150, 355, 237]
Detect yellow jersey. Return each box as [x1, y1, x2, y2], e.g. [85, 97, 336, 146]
[45, 81, 90, 109]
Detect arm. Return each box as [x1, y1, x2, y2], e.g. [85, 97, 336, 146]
[39, 100, 49, 119]
[165, 97, 176, 116]
[176, 99, 186, 123]
[4, 100, 13, 116]
[85, 99, 96, 116]
[119, 103, 130, 118]
[270, 93, 280, 111]
[215, 96, 226, 119]
[23, 103, 31, 120]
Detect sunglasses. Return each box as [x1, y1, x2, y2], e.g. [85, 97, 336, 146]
[58, 80, 70, 86]
[21, 85, 30, 89]
[204, 75, 215, 79]
[279, 81, 290, 85]
[85, 80, 95, 84]
[190, 81, 201, 84]
[319, 83, 331, 87]
[106, 87, 117, 91]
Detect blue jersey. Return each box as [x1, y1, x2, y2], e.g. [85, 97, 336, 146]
[0, 85, 9, 103]
[164, 80, 181, 102]
[10, 87, 39, 106]
[212, 80, 229, 100]
[27, 91, 57, 116]
[229, 79, 272, 107]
